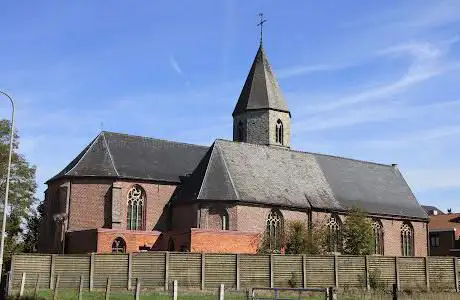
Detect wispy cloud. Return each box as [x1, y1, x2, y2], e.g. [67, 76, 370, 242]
[361, 125, 460, 149]
[293, 99, 460, 132]
[169, 55, 182, 75]
[298, 38, 460, 114]
[277, 63, 348, 79]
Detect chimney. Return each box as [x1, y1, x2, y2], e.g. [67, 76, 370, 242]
[433, 210, 438, 216]
[448, 208, 452, 214]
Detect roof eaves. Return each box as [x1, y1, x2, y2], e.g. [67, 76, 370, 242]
[101, 131, 120, 176]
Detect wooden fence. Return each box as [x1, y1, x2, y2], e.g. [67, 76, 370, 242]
[9, 253, 460, 293]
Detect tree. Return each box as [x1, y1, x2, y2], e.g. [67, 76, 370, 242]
[342, 207, 374, 255]
[0, 119, 38, 268]
[284, 220, 329, 255]
[285, 220, 309, 254]
[23, 202, 44, 253]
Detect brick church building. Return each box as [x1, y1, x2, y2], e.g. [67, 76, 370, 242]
[39, 44, 429, 256]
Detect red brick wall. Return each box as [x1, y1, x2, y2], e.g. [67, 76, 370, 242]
[116, 181, 176, 231]
[96, 229, 160, 253]
[68, 179, 113, 230]
[236, 204, 308, 232]
[311, 211, 428, 257]
[39, 179, 69, 253]
[172, 203, 198, 230]
[66, 229, 98, 254]
[190, 229, 259, 253]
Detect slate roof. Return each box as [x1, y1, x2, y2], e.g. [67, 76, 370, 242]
[421, 205, 445, 215]
[48, 131, 208, 183]
[177, 139, 428, 220]
[232, 44, 290, 116]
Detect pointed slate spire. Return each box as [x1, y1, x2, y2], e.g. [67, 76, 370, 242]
[232, 45, 290, 117]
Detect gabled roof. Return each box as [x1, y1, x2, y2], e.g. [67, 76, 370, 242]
[232, 45, 290, 116]
[422, 205, 445, 215]
[48, 131, 208, 183]
[177, 139, 428, 220]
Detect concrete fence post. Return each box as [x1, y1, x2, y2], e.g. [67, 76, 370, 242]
[165, 252, 169, 291]
[19, 272, 26, 297]
[53, 274, 60, 300]
[34, 273, 40, 298]
[333, 255, 339, 288]
[302, 255, 307, 288]
[90, 253, 95, 291]
[173, 280, 178, 300]
[201, 253, 206, 290]
[135, 278, 141, 300]
[128, 253, 133, 290]
[365, 255, 370, 291]
[236, 254, 240, 291]
[105, 277, 111, 300]
[425, 256, 430, 291]
[50, 254, 56, 289]
[218, 283, 224, 300]
[270, 254, 274, 288]
[453, 257, 459, 292]
[395, 257, 400, 291]
[78, 276, 84, 300]
[327, 287, 337, 300]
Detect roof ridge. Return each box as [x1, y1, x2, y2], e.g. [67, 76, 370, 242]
[102, 131, 209, 149]
[101, 132, 120, 176]
[214, 138, 392, 168]
[65, 133, 102, 175]
[197, 143, 216, 199]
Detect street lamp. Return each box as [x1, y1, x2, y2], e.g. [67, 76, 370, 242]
[0, 91, 15, 279]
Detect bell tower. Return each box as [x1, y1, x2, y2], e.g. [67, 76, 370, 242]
[232, 43, 291, 148]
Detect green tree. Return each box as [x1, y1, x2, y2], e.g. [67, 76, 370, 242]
[0, 119, 38, 268]
[22, 202, 44, 253]
[285, 220, 309, 254]
[342, 207, 374, 255]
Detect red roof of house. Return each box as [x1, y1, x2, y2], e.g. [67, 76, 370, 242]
[429, 213, 460, 238]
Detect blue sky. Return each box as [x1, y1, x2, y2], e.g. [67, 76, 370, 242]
[1, 1, 459, 212]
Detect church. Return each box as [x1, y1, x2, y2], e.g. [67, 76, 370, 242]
[38, 43, 429, 257]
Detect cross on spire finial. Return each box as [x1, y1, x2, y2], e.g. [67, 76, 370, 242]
[257, 13, 267, 45]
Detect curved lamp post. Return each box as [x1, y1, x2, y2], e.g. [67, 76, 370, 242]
[0, 91, 15, 279]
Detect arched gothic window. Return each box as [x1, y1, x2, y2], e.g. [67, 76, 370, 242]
[275, 119, 284, 145]
[127, 185, 145, 230]
[372, 219, 384, 255]
[237, 121, 245, 142]
[401, 222, 414, 256]
[112, 237, 126, 253]
[266, 209, 284, 252]
[327, 215, 342, 253]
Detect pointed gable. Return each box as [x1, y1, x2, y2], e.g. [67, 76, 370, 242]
[48, 131, 208, 183]
[232, 45, 290, 116]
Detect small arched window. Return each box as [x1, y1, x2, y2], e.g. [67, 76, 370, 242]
[266, 209, 284, 252]
[372, 219, 384, 255]
[327, 214, 342, 253]
[401, 222, 414, 256]
[127, 185, 145, 230]
[112, 237, 126, 253]
[275, 119, 283, 145]
[237, 121, 245, 142]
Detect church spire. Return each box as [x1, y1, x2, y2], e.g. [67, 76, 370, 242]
[232, 20, 291, 148]
[232, 43, 290, 117]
